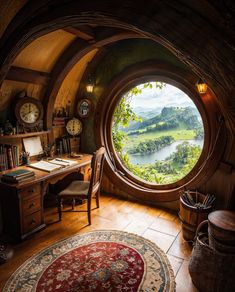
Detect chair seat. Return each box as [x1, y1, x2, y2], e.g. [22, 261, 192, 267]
[58, 181, 90, 196]
[56, 147, 105, 225]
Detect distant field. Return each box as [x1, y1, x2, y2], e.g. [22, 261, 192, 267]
[126, 127, 196, 149]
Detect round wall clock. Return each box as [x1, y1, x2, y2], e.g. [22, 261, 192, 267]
[77, 98, 92, 118]
[66, 118, 82, 136]
[15, 96, 43, 127]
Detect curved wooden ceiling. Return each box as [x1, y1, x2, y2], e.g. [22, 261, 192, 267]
[0, 24, 146, 127]
[12, 29, 77, 73]
[0, 0, 234, 134]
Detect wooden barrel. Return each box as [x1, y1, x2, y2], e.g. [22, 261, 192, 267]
[208, 210, 235, 252]
[179, 192, 213, 241]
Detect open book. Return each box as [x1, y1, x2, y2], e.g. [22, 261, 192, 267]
[49, 158, 77, 167]
[28, 161, 63, 172]
[28, 159, 77, 172]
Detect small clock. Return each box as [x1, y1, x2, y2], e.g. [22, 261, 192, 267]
[66, 118, 82, 136]
[77, 98, 92, 118]
[15, 96, 43, 127]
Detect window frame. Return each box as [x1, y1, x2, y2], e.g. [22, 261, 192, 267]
[95, 62, 225, 201]
[106, 75, 208, 190]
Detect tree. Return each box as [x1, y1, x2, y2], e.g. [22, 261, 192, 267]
[194, 127, 204, 139]
[112, 81, 165, 155]
[111, 82, 203, 185]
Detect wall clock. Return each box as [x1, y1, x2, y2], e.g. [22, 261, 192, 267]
[15, 96, 43, 128]
[77, 98, 92, 118]
[66, 118, 82, 136]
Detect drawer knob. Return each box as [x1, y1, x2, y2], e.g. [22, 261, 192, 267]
[29, 203, 35, 208]
[29, 189, 35, 193]
[31, 219, 36, 225]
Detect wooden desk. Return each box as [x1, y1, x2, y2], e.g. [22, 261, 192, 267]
[0, 154, 92, 243]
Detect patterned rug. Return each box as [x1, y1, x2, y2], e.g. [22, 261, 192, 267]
[3, 230, 175, 291]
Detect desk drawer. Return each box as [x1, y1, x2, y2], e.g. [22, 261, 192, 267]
[20, 183, 41, 200]
[22, 195, 41, 216]
[23, 211, 41, 234]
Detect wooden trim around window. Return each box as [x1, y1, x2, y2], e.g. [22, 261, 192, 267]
[94, 61, 226, 202]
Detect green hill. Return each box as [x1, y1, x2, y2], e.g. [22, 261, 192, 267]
[125, 106, 202, 135]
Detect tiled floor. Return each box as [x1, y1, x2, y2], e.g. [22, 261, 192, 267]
[0, 193, 198, 291]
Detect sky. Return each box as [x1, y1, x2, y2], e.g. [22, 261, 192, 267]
[129, 82, 196, 110]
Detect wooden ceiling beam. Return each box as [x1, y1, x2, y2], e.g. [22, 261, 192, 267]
[94, 31, 145, 48]
[64, 26, 94, 41]
[6, 66, 50, 85]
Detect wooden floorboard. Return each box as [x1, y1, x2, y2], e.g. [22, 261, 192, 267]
[0, 193, 198, 291]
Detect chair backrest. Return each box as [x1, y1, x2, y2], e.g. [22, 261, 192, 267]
[88, 146, 105, 196]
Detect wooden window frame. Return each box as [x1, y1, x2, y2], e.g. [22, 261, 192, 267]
[95, 62, 226, 202]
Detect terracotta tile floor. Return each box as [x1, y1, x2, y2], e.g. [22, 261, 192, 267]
[0, 193, 198, 291]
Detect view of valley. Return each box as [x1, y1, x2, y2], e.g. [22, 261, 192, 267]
[112, 82, 204, 184]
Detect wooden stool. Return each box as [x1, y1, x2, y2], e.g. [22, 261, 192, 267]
[208, 210, 235, 253]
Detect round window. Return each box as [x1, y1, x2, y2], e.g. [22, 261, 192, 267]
[112, 81, 204, 185]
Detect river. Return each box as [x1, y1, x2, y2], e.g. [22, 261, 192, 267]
[128, 139, 204, 164]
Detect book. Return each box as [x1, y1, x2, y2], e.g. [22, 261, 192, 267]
[7, 146, 14, 169]
[3, 147, 8, 170]
[17, 175, 36, 184]
[62, 137, 68, 153]
[1, 173, 35, 183]
[3, 169, 35, 178]
[28, 161, 63, 172]
[0, 144, 20, 171]
[53, 117, 65, 126]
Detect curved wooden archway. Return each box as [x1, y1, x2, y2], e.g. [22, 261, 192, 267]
[43, 32, 146, 137]
[95, 61, 226, 202]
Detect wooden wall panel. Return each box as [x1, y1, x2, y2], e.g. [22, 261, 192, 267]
[52, 126, 67, 142]
[101, 173, 179, 211]
[54, 49, 97, 117]
[0, 80, 45, 122]
[200, 169, 235, 210]
[12, 30, 77, 73]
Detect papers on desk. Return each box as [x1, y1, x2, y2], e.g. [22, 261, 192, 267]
[28, 161, 62, 172]
[49, 158, 77, 167]
[28, 159, 77, 172]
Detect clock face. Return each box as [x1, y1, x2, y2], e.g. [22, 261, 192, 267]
[15, 97, 43, 126]
[20, 102, 40, 124]
[66, 118, 82, 136]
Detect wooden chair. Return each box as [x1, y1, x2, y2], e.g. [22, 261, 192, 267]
[57, 147, 105, 225]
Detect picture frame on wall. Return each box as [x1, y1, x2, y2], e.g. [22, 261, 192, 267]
[77, 98, 92, 118]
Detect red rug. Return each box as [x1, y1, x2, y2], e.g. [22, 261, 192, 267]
[4, 230, 175, 291]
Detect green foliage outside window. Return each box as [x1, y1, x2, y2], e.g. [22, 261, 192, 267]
[112, 82, 203, 185]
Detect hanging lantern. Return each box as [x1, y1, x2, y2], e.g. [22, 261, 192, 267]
[196, 78, 207, 94]
[86, 75, 94, 93]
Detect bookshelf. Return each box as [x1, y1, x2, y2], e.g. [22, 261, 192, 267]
[0, 130, 50, 172]
[0, 130, 50, 140]
[52, 125, 65, 129]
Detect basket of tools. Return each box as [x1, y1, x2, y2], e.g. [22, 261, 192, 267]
[179, 190, 215, 241]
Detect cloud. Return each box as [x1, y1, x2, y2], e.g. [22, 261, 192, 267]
[130, 83, 195, 109]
